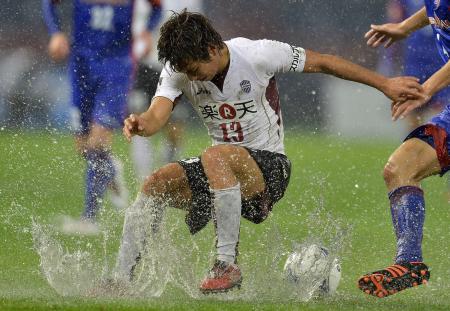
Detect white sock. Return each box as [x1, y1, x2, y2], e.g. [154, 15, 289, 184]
[212, 183, 241, 264]
[114, 192, 165, 281]
[131, 136, 154, 182]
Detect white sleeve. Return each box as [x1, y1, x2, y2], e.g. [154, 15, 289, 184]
[152, 65, 185, 102]
[254, 39, 306, 75]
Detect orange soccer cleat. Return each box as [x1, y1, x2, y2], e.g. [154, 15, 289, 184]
[358, 262, 430, 298]
[200, 260, 243, 294]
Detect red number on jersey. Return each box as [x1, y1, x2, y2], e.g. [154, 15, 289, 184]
[220, 122, 244, 142]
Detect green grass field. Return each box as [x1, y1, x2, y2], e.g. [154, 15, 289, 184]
[1, 130, 450, 310]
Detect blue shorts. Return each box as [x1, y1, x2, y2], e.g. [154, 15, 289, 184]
[405, 105, 450, 176]
[69, 54, 133, 135]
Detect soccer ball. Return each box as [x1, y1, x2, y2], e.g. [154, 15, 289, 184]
[283, 244, 341, 296]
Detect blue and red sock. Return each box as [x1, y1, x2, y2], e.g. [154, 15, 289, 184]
[389, 186, 425, 263]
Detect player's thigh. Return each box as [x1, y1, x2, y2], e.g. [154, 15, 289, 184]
[142, 162, 192, 209]
[387, 138, 441, 181]
[202, 144, 265, 200]
[229, 146, 267, 199]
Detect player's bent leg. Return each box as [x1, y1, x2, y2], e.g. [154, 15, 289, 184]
[241, 148, 291, 224]
[201, 144, 265, 195]
[199, 145, 266, 293]
[115, 163, 191, 282]
[359, 135, 441, 298]
[383, 138, 441, 192]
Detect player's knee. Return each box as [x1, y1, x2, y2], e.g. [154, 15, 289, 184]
[142, 163, 178, 197]
[201, 145, 232, 169]
[383, 161, 399, 185]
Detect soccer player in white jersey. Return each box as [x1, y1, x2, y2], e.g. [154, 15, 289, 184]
[115, 10, 425, 293]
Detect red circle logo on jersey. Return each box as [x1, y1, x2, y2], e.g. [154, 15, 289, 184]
[219, 103, 236, 119]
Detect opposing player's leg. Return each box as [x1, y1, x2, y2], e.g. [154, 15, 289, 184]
[358, 126, 444, 297]
[114, 162, 192, 282]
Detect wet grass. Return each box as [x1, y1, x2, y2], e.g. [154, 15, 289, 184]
[1, 129, 450, 310]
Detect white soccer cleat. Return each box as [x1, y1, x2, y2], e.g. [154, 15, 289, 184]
[59, 216, 100, 236]
[108, 156, 129, 211]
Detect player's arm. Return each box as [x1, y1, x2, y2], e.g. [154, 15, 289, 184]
[392, 61, 450, 120]
[125, 64, 184, 141]
[42, 0, 69, 61]
[365, 7, 429, 48]
[303, 49, 425, 102]
[123, 96, 173, 142]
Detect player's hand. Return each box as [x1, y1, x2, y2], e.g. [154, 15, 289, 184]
[383, 76, 426, 102]
[133, 30, 153, 60]
[391, 94, 432, 121]
[123, 114, 146, 142]
[365, 23, 408, 48]
[48, 32, 70, 62]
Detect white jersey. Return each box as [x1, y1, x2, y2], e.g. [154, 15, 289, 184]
[153, 37, 306, 155]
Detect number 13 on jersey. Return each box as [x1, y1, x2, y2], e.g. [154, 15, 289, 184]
[220, 122, 244, 142]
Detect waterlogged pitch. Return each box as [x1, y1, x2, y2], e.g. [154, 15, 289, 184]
[1, 131, 450, 310]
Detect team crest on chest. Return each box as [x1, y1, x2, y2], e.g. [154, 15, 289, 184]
[240, 80, 251, 93]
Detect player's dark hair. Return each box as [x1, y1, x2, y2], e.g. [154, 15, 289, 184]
[157, 10, 224, 72]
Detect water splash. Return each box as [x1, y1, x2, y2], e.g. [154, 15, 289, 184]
[30, 201, 351, 302]
[31, 219, 103, 296]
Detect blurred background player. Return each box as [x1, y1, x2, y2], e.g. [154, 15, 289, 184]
[359, 1, 450, 298]
[129, 0, 203, 182]
[42, 0, 162, 234]
[378, 0, 449, 131]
